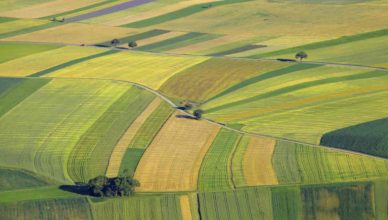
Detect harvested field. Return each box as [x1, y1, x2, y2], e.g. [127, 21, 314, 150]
[243, 136, 278, 186]
[180, 195, 192, 220]
[134, 112, 220, 192]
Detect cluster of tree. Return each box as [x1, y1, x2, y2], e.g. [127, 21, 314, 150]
[88, 172, 139, 197]
[50, 17, 65, 22]
[193, 109, 204, 119]
[110, 39, 138, 48]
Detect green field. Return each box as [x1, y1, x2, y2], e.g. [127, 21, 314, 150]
[0, 168, 51, 191]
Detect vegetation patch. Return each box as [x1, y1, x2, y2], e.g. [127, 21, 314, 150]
[271, 186, 302, 220]
[0, 42, 61, 64]
[210, 44, 266, 56]
[321, 117, 388, 158]
[0, 168, 51, 191]
[136, 32, 207, 51]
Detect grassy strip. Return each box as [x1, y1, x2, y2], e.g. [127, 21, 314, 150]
[231, 136, 250, 187]
[147, 34, 219, 52]
[118, 148, 145, 175]
[128, 102, 173, 149]
[272, 141, 302, 184]
[206, 64, 318, 102]
[0, 197, 91, 219]
[0, 17, 16, 23]
[199, 187, 273, 220]
[210, 44, 266, 56]
[68, 87, 154, 182]
[40, 0, 119, 20]
[253, 28, 388, 58]
[90, 194, 183, 220]
[97, 29, 169, 46]
[0, 168, 51, 191]
[321, 117, 388, 158]
[206, 70, 387, 113]
[0, 42, 61, 64]
[0, 22, 61, 39]
[0, 186, 81, 203]
[122, 0, 251, 28]
[0, 78, 50, 118]
[136, 32, 206, 51]
[271, 186, 302, 220]
[198, 129, 241, 191]
[29, 50, 119, 77]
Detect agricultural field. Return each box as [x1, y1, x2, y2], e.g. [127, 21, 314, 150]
[0, 0, 387, 219]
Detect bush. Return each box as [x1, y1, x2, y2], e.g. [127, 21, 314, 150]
[193, 109, 204, 119]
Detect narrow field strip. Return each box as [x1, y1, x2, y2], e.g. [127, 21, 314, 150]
[210, 44, 266, 56]
[47, 50, 208, 89]
[160, 59, 288, 102]
[122, 0, 247, 28]
[0, 19, 49, 35]
[90, 194, 183, 220]
[136, 31, 187, 48]
[117, 101, 173, 175]
[4, 22, 136, 45]
[29, 49, 118, 77]
[105, 97, 161, 177]
[40, 0, 119, 20]
[231, 135, 250, 187]
[206, 63, 317, 103]
[180, 195, 193, 220]
[66, 0, 154, 23]
[0, 22, 60, 39]
[198, 129, 241, 191]
[243, 136, 278, 186]
[0, 46, 104, 77]
[199, 187, 273, 220]
[0, 17, 15, 23]
[68, 86, 154, 182]
[135, 112, 220, 192]
[0, 42, 61, 64]
[136, 32, 207, 51]
[273, 141, 388, 185]
[206, 69, 388, 113]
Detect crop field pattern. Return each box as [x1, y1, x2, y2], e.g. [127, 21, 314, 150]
[1, 0, 388, 219]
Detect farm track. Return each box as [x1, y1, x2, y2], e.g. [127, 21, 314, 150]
[0, 40, 387, 161]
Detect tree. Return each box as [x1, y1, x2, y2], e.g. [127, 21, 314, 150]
[295, 51, 308, 61]
[128, 41, 138, 48]
[193, 109, 204, 120]
[87, 172, 139, 197]
[110, 39, 120, 47]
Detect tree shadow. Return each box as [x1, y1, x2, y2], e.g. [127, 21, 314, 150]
[59, 182, 90, 195]
[176, 114, 197, 120]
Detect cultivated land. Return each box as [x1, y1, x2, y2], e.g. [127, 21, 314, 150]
[0, 0, 387, 219]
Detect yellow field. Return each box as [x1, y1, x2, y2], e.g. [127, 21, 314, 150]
[135, 31, 187, 47]
[0, 46, 104, 77]
[134, 112, 220, 192]
[0, 19, 48, 35]
[105, 98, 161, 177]
[0, 0, 103, 18]
[5, 23, 136, 45]
[104, 0, 220, 26]
[48, 51, 208, 89]
[180, 195, 193, 220]
[243, 136, 278, 186]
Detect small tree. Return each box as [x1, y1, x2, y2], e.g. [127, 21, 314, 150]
[193, 109, 204, 120]
[295, 51, 308, 61]
[128, 41, 138, 48]
[111, 39, 120, 47]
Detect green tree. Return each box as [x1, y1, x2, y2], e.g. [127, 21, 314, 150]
[111, 39, 120, 47]
[128, 41, 138, 48]
[295, 51, 308, 61]
[193, 109, 204, 120]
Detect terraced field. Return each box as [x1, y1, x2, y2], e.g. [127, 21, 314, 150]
[0, 0, 387, 219]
